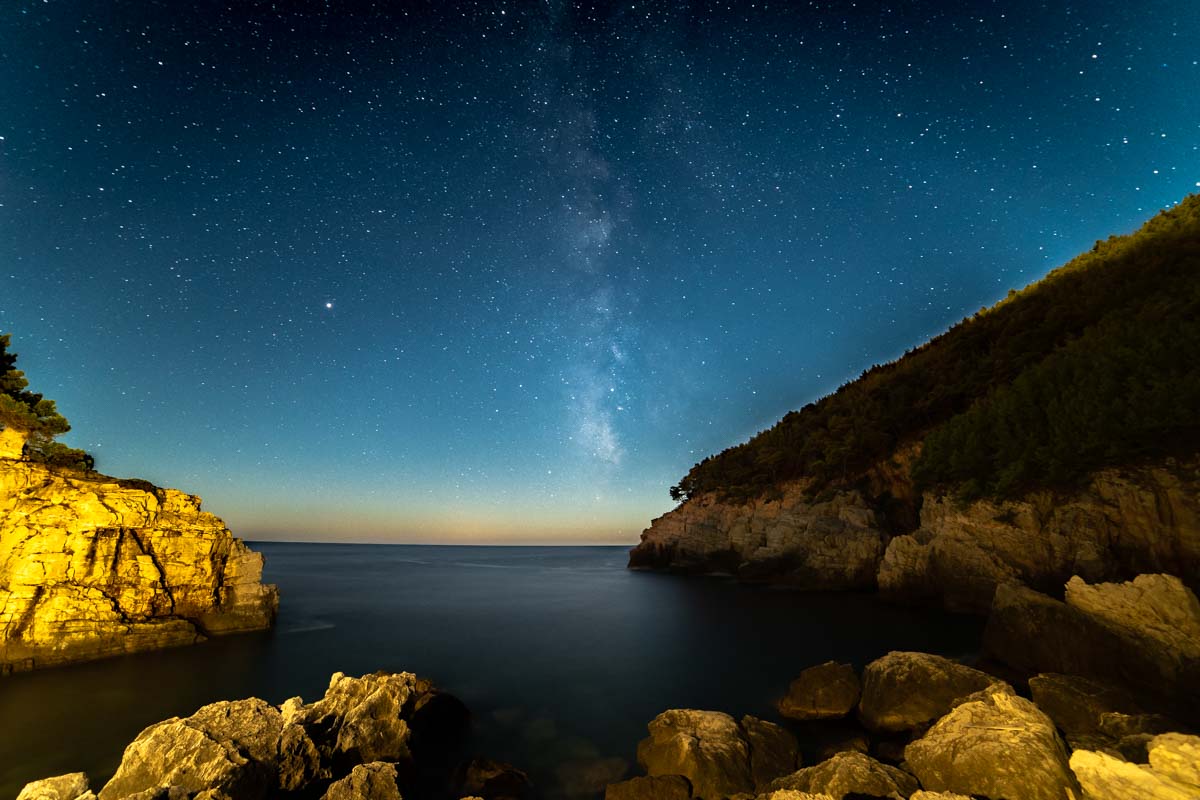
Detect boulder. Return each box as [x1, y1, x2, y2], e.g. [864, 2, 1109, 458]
[637, 710, 754, 799]
[604, 775, 692, 800]
[99, 698, 284, 800]
[740, 716, 799, 789]
[751, 792, 834, 800]
[290, 671, 426, 769]
[1028, 672, 1141, 739]
[777, 662, 860, 721]
[765, 751, 918, 799]
[987, 578, 1200, 719]
[909, 793, 972, 800]
[857, 651, 1000, 732]
[983, 582, 1129, 677]
[1065, 574, 1200, 687]
[1149, 733, 1200, 787]
[1070, 748, 1199, 799]
[904, 685, 1078, 800]
[17, 773, 91, 800]
[321, 762, 402, 800]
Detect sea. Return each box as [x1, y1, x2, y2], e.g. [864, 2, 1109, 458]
[0, 544, 984, 798]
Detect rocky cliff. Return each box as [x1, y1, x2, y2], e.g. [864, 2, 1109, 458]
[631, 457, 1200, 613]
[0, 437, 278, 673]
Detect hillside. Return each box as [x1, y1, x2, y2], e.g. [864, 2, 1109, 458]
[632, 196, 1200, 609]
[670, 195, 1200, 510]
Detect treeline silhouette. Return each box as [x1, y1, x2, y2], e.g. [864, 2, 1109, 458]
[672, 194, 1200, 503]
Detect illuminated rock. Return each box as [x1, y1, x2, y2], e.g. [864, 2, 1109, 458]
[0, 454, 277, 673]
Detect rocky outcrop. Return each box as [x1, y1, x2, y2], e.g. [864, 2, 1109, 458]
[0, 453, 278, 673]
[19, 671, 473, 800]
[1071, 733, 1200, 799]
[984, 575, 1200, 719]
[856, 651, 1001, 733]
[636, 710, 799, 799]
[629, 484, 886, 589]
[878, 461, 1200, 613]
[904, 684, 1078, 800]
[777, 662, 860, 722]
[635, 453, 1200, 611]
[765, 752, 918, 799]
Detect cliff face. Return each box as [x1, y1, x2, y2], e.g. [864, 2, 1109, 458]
[628, 482, 886, 589]
[0, 447, 278, 673]
[631, 459, 1200, 612]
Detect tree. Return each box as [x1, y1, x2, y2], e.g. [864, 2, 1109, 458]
[0, 334, 93, 469]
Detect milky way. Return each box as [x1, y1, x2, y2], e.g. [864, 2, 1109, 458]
[1, 1, 1197, 542]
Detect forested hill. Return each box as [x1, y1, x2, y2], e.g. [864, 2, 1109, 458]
[672, 194, 1200, 504]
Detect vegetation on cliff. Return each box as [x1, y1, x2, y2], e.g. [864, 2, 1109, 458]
[0, 333, 93, 469]
[671, 194, 1200, 503]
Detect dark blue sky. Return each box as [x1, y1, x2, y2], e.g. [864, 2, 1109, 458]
[2, 1, 1197, 543]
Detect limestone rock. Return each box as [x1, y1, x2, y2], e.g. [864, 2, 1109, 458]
[16, 773, 91, 800]
[321, 762, 402, 800]
[637, 710, 754, 799]
[1028, 672, 1141, 740]
[857, 651, 999, 733]
[740, 716, 799, 789]
[290, 671, 427, 768]
[879, 463, 1200, 612]
[904, 685, 1078, 800]
[752, 792, 834, 800]
[99, 698, 285, 800]
[1070, 748, 1200, 799]
[984, 582, 1128, 676]
[765, 751, 918, 799]
[777, 662, 860, 721]
[0, 457, 277, 673]
[1065, 574, 1200, 687]
[909, 793, 972, 800]
[628, 485, 886, 590]
[604, 775, 692, 800]
[1150, 733, 1200, 787]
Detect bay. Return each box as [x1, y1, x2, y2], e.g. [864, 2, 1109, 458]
[0, 543, 984, 798]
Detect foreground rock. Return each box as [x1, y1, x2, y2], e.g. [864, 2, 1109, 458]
[777, 662, 860, 721]
[985, 575, 1200, 718]
[766, 751, 918, 799]
[1071, 733, 1200, 799]
[19, 671, 477, 800]
[636, 709, 798, 798]
[905, 684, 1078, 800]
[604, 775, 692, 800]
[857, 651, 1000, 733]
[629, 484, 886, 589]
[0, 450, 278, 674]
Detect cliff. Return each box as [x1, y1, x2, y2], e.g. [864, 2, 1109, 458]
[632, 456, 1200, 612]
[0, 436, 278, 673]
[633, 195, 1200, 607]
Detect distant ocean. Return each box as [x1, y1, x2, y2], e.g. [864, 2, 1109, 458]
[0, 544, 984, 798]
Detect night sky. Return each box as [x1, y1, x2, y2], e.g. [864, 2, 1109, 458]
[2, 1, 1197, 543]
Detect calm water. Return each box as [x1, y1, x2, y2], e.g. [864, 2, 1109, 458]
[0, 544, 984, 798]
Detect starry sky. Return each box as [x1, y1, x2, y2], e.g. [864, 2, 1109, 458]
[1, 1, 1197, 544]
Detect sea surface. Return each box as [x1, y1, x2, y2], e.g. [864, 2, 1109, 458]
[0, 544, 984, 798]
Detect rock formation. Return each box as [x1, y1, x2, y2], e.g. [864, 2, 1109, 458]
[613, 651, 1200, 800]
[776, 661, 860, 722]
[628, 484, 885, 589]
[984, 574, 1200, 719]
[0, 440, 278, 673]
[18, 671, 487, 800]
[631, 457, 1200, 612]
